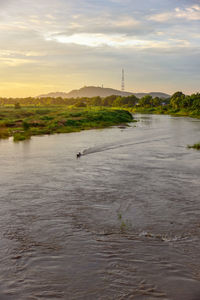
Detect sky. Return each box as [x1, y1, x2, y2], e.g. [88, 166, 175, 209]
[0, 0, 200, 97]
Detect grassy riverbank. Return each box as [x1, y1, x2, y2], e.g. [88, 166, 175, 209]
[0, 106, 133, 141]
[129, 106, 200, 150]
[187, 143, 200, 150]
[129, 106, 200, 118]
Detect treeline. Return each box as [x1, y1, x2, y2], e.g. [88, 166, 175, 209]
[0, 92, 199, 112]
[169, 92, 200, 111]
[0, 97, 77, 106]
[0, 94, 168, 107]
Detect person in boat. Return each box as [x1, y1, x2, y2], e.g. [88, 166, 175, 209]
[76, 152, 82, 158]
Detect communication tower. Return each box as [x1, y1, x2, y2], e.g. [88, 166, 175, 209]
[121, 69, 125, 91]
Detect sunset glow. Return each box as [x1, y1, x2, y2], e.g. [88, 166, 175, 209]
[0, 0, 199, 97]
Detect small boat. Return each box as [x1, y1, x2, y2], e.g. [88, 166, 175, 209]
[76, 152, 82, 158]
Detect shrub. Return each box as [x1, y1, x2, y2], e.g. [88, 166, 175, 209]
[187, 143, 200, 150]
[22, 121, 30, 131]
[14, 102, 21, 109]
[13, 132, 31, 142]
[74, 101, 86, 107]
[0, 128, 10, 139]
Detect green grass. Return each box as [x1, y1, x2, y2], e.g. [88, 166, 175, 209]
[0, 106, 133, 141]
[0, 127, 10, 139]
[187, 143, 200, 150]
[120, 221, 127, 232]
[130, 106, 200, 119]
[118, 213, 122, 220]
[13, 132, 31, 142]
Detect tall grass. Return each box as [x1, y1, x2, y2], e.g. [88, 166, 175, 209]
[187, 143, 200, 150]
[0, 128, 10, 139]
[0, 106, 133, 141]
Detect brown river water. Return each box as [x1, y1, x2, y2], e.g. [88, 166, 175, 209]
[0, 114, 200, 300]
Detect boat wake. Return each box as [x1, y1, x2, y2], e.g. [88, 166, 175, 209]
[82, 136, 170, 156]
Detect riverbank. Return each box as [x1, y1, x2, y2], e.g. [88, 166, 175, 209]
[130, 106, 200, 119]
[0, 106, 134, 141]
[129, 107, 200, 150]
[187, 142, 200, 150]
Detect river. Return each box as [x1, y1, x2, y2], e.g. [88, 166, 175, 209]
[0, 114, 200, 300]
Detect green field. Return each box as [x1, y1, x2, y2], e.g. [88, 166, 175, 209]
[0, 106, 134, 141]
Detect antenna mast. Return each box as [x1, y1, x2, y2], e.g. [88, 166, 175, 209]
[121, 69, 125, 91]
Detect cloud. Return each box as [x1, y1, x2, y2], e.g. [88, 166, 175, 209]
[149, 4, 200, 22]
[0, 57, 36, 67]
[46, 32, 192, 51]
[46, 33, 148, 48]
[149, 12, 172, 22]
[0, 0, 199, 96]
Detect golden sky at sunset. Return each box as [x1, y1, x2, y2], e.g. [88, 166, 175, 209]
[0, 0, 200, 97]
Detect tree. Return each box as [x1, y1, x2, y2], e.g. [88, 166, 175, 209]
[124, 95, 138, 106]
[89, 96, 102, 106]
[112, 95, 138, 107]
[22, 121, 30, 131]
[170, 91, 185, 109]
[139, 95, 153, 107]
[113, 96, 123, 107]
[191, 93, 200, 110]
[14, 102, 21, 109]
[102, 95, 118, 106]
[152, 97, 162, 107]
[74, 101, 86, 107]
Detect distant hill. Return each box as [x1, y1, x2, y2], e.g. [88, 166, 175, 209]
[38, 86, 170, 99]
[38, 92, 71, 98]
[134, 92, 170, 99]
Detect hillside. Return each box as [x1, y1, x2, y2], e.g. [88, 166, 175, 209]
[38, 86, 170, 99]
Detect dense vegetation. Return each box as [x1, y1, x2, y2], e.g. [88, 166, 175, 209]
[187, 143, 200, 150]
[0, 92, 199, 117]
[0, 91, 199, 144]
[0, 107, 133, 141]
[124, 91, 200, 117]
[0, 95, 140, 107]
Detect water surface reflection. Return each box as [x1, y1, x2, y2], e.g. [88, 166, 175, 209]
[0, 114, 200, 299]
